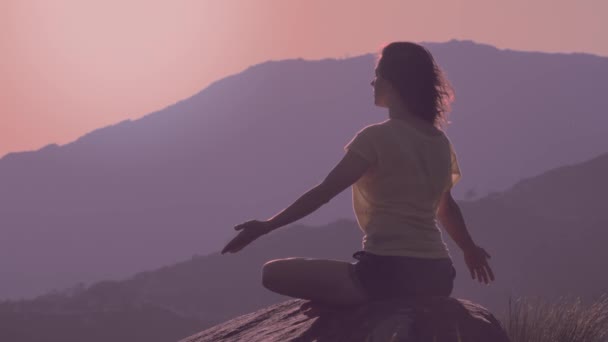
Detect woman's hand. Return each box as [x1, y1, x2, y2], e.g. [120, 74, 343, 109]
[463, 245, 495, 284]
[221, 220, 273, 254]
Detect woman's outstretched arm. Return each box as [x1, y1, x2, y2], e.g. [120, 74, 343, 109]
[221, 151, 371, 254]
[264, 150, 372, 233]
[437, 190, 495, 284]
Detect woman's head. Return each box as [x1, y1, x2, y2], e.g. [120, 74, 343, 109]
[371, 42, 454, 130]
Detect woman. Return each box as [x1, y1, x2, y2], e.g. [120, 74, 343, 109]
[221, 42, 494, 307]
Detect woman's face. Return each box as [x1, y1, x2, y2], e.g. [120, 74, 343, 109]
[371, 67, 391, 108]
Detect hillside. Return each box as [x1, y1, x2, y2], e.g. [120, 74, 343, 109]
[1, 151, 607, 341]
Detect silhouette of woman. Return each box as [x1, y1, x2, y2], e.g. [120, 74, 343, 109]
[221, 42, 494, 307]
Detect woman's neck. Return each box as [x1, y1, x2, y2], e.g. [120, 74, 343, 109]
[388, 103, 440, 134]
[388, 103, 423, 124]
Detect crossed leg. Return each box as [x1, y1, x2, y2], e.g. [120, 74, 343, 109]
[261, 257, 369, 307]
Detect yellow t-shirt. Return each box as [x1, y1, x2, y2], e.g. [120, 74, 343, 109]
[344, 118, 462, 259]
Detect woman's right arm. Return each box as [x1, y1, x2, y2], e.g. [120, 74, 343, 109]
[437, 190, 495, 284]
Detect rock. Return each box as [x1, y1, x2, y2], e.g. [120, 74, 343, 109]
[179, 297, 510, 342]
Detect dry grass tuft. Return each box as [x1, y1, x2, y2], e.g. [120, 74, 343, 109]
[502, 293, 608, 342]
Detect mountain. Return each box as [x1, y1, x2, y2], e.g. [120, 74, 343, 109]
[1, 39, 607, 299]
[1, 150, 607, 341]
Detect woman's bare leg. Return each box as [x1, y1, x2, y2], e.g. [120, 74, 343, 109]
[261, 257, 368, 306]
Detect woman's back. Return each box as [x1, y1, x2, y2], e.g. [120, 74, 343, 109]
[344, 118, 461, 259]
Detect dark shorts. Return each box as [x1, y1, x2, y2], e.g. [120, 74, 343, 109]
[350, 250, 456, 301]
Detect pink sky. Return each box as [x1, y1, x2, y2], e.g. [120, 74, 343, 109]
[1, 0, 606, 158]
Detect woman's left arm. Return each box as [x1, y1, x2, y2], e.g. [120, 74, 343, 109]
[264, 150, 372, 233]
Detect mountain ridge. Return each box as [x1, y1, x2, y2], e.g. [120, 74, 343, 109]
[0, 39, 606, 299]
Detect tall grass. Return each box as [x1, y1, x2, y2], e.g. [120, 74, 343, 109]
[502, 294, 608, 342]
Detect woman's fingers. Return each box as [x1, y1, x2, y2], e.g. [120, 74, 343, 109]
[480, 267, 489, 284]
[476, 267, 487, 284]
[474, 267, 482, 283]
[222, 241, 236, 254]
[221, 235, 243, 254]
[234, 220, 252, 230]
[485, 263, 495, 281]
[234, 220, 262, 231]
[480, 252, 494, 282]
[222, 227, 263, 254]
[475, 261, 495, 284]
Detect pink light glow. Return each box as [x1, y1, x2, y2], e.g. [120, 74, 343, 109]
[1, 0, 606, 157]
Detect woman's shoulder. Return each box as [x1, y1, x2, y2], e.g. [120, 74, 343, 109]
[363, 120, 389, 130]
[351, 121, 387, 138]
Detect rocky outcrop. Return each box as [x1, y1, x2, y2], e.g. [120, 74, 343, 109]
[180, 297, 510, 342]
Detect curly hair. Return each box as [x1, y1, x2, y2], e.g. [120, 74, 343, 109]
[376, 42, 455, 130]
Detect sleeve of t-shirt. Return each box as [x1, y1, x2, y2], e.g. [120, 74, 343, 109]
[448, 141, 462, 189]
[343, 126, 377, 164]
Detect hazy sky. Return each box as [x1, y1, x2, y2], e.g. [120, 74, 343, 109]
[2, 0, 606, 158]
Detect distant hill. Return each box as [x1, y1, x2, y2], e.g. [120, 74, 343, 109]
[1, 151, 607, 342]
[1, 39, 607, 299]
[488, 151, 608, 221]
[0, 305, 206, 342]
